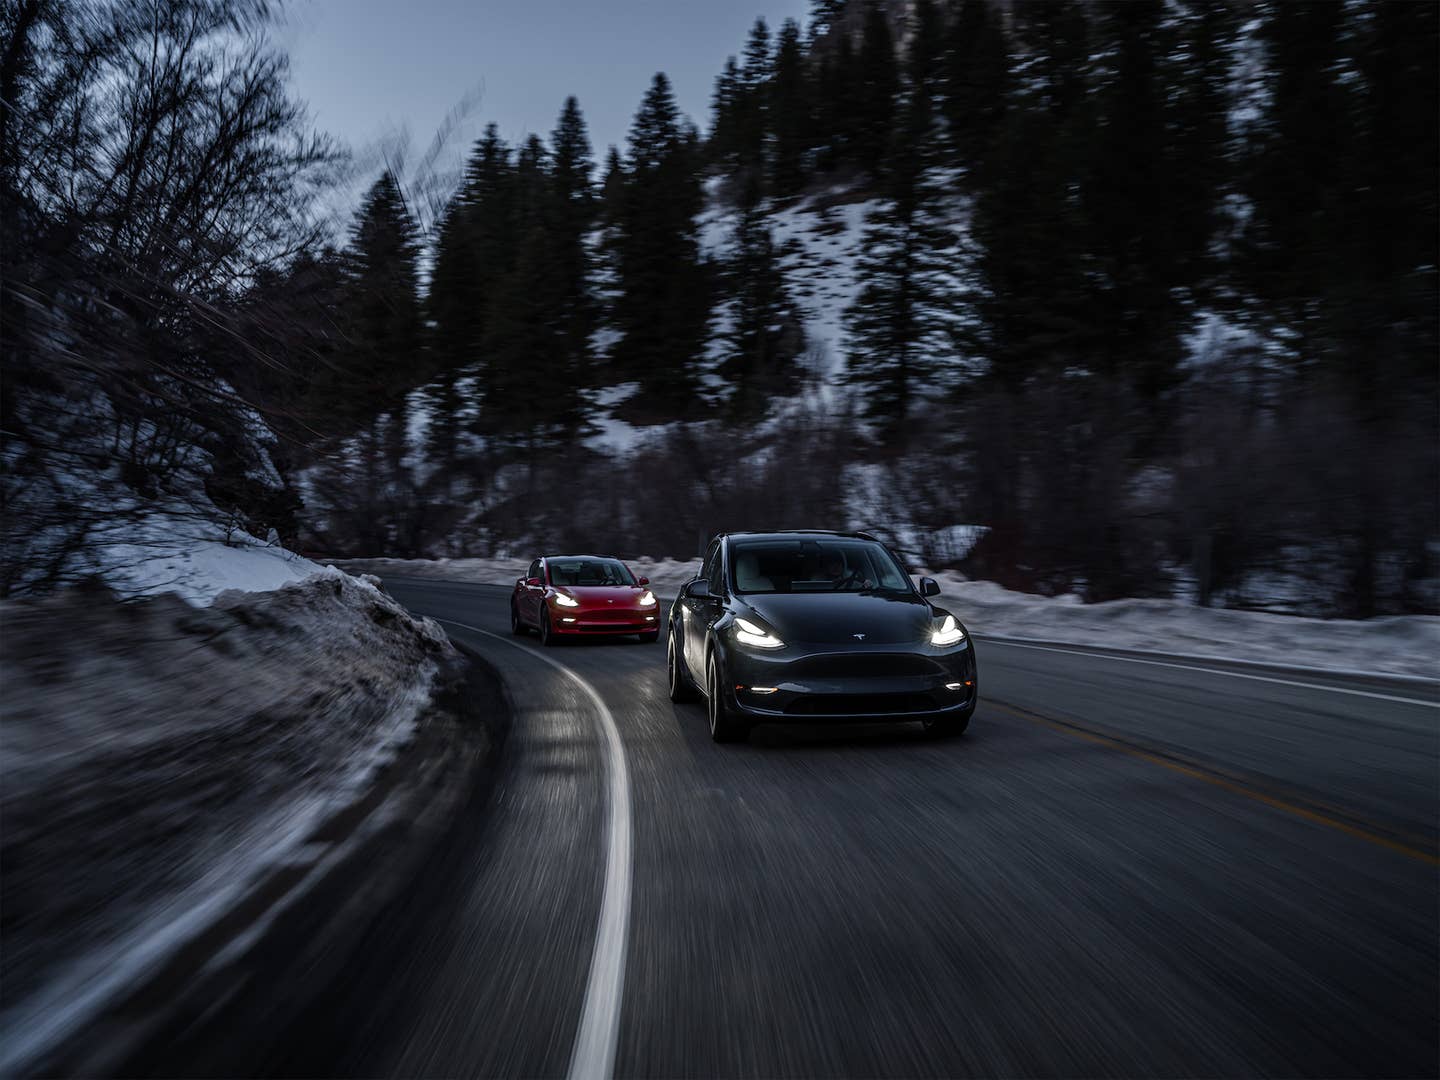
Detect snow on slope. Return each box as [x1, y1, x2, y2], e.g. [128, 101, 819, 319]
[771, 193, 879, 376]
[697, 183, 881, 381]
[98, 517, 324, 605]
[5, 377, 326, 605]
[0, 573, 460, 1073]
[577, 182, 882, 455]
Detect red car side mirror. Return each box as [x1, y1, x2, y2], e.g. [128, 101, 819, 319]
[637, 576, 650, 586]
[526, 576, 543, 587]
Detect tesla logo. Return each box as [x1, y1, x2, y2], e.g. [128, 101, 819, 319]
[853, 633, 866, 640]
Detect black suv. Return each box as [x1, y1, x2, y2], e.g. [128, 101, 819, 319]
[666, 531, 978, 742]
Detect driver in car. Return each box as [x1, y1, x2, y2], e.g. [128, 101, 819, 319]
[822, 551, 872, 589]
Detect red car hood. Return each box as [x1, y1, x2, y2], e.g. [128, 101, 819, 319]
[557, 585, 650, 608]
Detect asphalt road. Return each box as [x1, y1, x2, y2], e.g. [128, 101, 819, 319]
[268, 578, 1438, 1079]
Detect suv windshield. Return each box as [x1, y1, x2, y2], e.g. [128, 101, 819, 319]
[548, 558, 635, 587]
[729, 539, 911, 594]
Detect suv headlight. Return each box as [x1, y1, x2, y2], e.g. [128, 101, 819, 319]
[735, 617, 784, 649]
[639, 590, 656, 606]
[930, 614, 965, 646]
[553, 592, 580, 608]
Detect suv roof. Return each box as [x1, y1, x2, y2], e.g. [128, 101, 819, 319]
[719, 530, 879, 543]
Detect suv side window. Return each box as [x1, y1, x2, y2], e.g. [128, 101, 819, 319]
[707, 543, 726, 596]
[528, 559, 541, 582]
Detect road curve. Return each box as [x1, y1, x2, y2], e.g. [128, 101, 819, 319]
[258, 577, 1437, 1079]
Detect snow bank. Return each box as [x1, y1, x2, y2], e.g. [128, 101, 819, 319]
[923, 573, 1440, 680]
[0, 572, 461, 1072]
[100, 522, 326, 604]
[334, 557, 1440, 680]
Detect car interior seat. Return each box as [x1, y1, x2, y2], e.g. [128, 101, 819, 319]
[735, 552, 775, 592]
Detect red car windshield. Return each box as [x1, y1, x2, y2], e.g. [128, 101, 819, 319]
[548, 558, 635, 587]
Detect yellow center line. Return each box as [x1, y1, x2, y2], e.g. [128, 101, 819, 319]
[991, 702, 1440, 867]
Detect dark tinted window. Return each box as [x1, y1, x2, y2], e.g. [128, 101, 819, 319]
[528, 560, 541, 581]
[730, 538, 910, 594]
[707, 546, 726, 595]
[547, 558, 635, 586]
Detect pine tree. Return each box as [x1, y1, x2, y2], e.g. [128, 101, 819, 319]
[429, 124, 516, 375]
[1084, 0, 1186, 399]
[339, 171, 425, 524]
[426, 124, 521, 480]
[600, 145, 626, 218]
[426, 199, 474, 487]
[769, 18, 811, 198]
[343, 171, 423, 428]
[720, 179, 804, 422]
[943, 0, 1010, 175]
[740, 20, 772, 100]
[548, 96, 598, 401]
[1355, 0, 1438, 401]
[709, 56, 742, 171]
[1235, 1, 1360, 372]
[427, 197, 475, 373]
[1022, 0, 1093, 120]
[843, 27, 963, 441]
[1164, 0, 1240, 307]
[899, 0, 948, 184]
[552, 97, 595, 223]
[610, 73, 710, 417]
[968, 0, 1094, 392]
[807, 0, 846, 42]
[815, 28, 860, 172]
[594, 144, 627, 341]
[734, 18, 773, 183]
[476, 136, 580, 449]
[907, 0, 945, 118]
[854, 3, 899, 177]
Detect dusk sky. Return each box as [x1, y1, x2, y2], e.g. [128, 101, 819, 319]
[283, 0, 813, 193]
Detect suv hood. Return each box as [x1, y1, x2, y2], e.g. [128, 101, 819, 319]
[742, 591, 935, 645]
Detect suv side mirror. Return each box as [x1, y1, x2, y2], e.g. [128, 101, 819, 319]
[637, 576, 650, 586]
[526, 576, 543, 588]
[920, 577, 941, 597]
[684, 579, 711, 600]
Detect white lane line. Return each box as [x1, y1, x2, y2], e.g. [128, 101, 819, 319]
[985, 639, 1439, 708]
[438, 619, 632, 1080]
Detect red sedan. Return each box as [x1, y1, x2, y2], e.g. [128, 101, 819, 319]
[510, 554, 660, 645]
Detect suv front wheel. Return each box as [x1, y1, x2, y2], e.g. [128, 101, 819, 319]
[706, 650, 750, 744]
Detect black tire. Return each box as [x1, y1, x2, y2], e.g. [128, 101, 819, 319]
[538, 608, 556, 647]
[510, 601, 525, 636]
[667, 631, 697, 702]
[639, 630, 660, 644]
[706, 651, 750, 743]
[922, 707, 973, 739]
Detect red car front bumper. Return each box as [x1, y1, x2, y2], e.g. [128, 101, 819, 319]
[550, 608, 659, 634]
